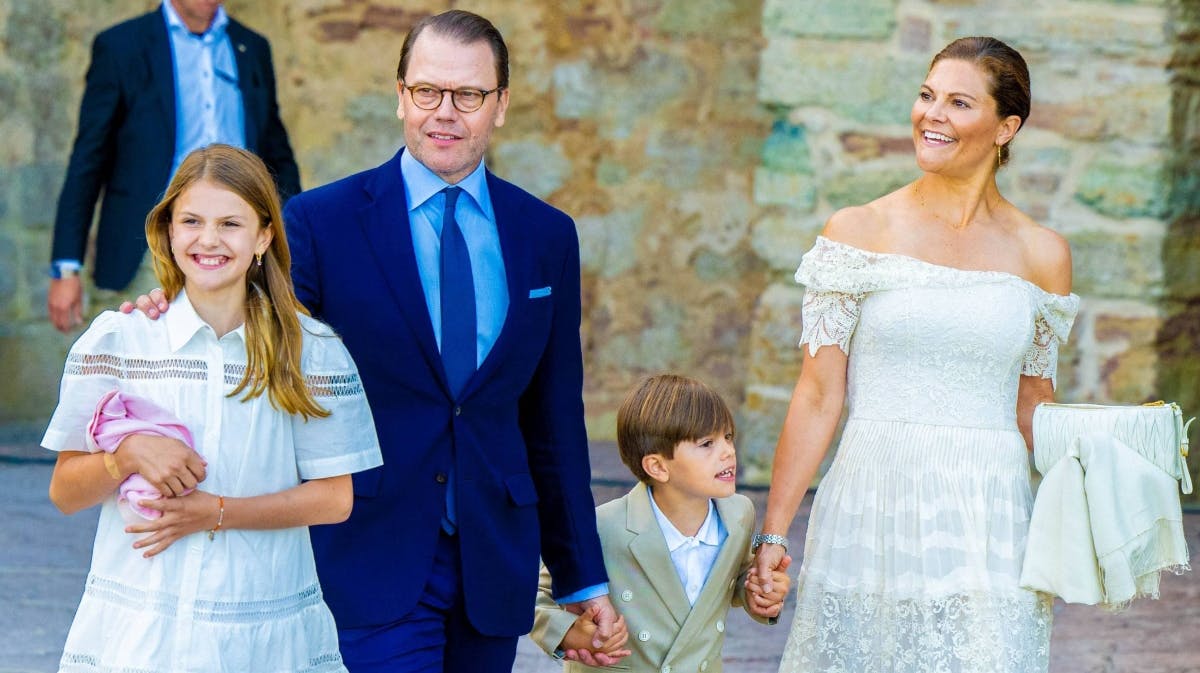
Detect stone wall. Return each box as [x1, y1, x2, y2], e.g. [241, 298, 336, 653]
[1, 1, 1195, 492]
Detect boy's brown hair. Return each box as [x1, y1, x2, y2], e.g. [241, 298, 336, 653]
[617, 374, 736, 483]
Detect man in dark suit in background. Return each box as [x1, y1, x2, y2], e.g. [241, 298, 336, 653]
[282, 10, 620, 673]
[48, 0, 298, 333]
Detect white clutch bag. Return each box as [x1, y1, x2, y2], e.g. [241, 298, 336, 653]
[1033, 402, 1194, 494]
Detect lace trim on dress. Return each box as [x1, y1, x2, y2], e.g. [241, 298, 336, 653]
[60, 652, 345, 673]
[67, 355, 364, 399]
[66, 354, 208, 381]
[82, 575, 327, 623]
[781, 589, 1052, 673]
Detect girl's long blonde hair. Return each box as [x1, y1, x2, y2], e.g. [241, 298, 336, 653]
[145, 144, 329, 420]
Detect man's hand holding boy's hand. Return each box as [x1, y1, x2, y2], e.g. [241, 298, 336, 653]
[559, 605, 632, 665]
[745, 554, 792, 619]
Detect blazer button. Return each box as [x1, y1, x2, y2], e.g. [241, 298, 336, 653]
[637, 630, 650, 642]
[700, 660, 709, 671]
[661, 665, 671, 673]
[435, 473, 448, 484]
[621, 589, 633, 602]
[454, 405, 462, 416]
[715, 619, 724, 633]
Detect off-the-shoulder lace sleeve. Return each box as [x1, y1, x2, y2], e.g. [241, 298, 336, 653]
[1022, 292, 1080, 388]
[794, 238, 878, 357]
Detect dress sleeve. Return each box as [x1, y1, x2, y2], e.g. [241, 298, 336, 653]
[1021, 292, 1080, 388]
[41, 311, 125, 453]
[800, 289, 865, 357]
[794, 238, 872, 357]
[292, 319, 383, 480]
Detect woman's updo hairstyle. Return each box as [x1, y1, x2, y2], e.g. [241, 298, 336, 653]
[931, 36, 1030, 167]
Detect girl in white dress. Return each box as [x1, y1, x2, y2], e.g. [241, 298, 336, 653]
[43, 145, 382, 673]
[752, 38, 1078, 672]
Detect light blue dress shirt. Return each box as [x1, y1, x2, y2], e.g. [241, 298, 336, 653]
[163, 1, 245, 185]
[401, 151, 509, 366]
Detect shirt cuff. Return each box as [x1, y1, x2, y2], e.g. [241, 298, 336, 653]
[556, 582, 609, 606]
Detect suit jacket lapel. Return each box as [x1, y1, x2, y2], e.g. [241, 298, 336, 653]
[626, 483, 692, 627]
[146, 11, 176, 151]
[663, 495, 752, 664]
[359, 151, 448, 392]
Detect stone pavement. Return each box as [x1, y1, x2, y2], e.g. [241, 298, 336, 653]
[2, 437, 1197, 673]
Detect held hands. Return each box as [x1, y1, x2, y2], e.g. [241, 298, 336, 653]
[561, 595, 630, 665]
[116, 434, 206, 497]
[558, 605, 631, 666]
[119, 287, 169, 320]
[126, 489, 221, 558]
[744, 554, 793, 619]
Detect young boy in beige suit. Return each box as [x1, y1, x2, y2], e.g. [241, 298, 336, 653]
[530, 374, 791, 671]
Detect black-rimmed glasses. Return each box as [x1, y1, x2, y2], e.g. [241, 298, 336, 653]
[402, 83, 503, 113]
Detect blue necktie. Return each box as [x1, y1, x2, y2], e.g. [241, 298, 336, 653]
[439, 187, 476, 395]
[439, 187, 474, 534]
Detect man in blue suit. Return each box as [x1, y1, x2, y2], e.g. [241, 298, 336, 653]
[282, 10, 618, 673]
[49, 0, 298, 333]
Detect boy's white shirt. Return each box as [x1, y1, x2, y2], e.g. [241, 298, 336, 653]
[647, 487, 727, 605]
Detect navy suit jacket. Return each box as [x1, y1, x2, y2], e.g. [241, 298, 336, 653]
[283, 150, 607, 635]
[52, 6, 299, 290]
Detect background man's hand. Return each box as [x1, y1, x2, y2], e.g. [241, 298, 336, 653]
[48, 277, 84, 333]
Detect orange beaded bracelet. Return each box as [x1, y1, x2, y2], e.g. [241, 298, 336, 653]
[207, 495, 225, 541]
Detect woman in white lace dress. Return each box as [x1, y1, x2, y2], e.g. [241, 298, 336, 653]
[751, 38, 1078, 672]
[42, 145, 382, 673]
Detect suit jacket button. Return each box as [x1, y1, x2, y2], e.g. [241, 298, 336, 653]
[620, 589, 633, 602]
[661, 665, 671, 673]
[454, 406, 462, 416]
[700, 661, 709, 671]
[637, 630, 650, 642]
[715, 619, 724, 633]
[435, 473, 448, 484]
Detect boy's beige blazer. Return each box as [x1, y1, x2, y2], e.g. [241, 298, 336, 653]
[530, 482, 765, 672]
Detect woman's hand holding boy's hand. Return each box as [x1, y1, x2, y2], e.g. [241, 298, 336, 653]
[560, 605, 632, 665]
[126, 490, 221, 558]
[745, 554, 793, 619]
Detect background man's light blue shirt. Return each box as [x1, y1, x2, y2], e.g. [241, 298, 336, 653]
[163, 1, 245, 185]
[401, 150, 509, 366]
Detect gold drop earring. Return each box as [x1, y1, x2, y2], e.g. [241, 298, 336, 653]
[256, 252, 263, 267]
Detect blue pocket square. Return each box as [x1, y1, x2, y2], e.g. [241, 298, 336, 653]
[528, 286, 552, 299]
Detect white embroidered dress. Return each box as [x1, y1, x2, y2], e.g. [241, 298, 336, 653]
[780, 237, 1079, 673]
[42, 293, 383, 673]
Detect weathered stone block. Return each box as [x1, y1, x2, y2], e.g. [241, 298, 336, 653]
[753, 167, 816, 211]
[745, 282, 807, 389]
[751, 212, 822, 272]
[656, 0, 760, 39]
[762, 120, 811, 174]
[576, 208, 645, 278]
[823, 167, 916, 209]
[1076, 155, 1169, 219]
[0, 323, 69, 424]
[1068, 230, 1164, 299]
[492, 138, 570, 199]
[1101, 347, 1158, 403]
[763, 0, 897, 39]
[736, 384, 793, 479]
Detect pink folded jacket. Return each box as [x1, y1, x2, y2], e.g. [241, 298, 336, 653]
[86, 390, 199, 520]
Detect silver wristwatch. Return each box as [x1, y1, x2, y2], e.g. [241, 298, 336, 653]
[751, 533, 789, 552]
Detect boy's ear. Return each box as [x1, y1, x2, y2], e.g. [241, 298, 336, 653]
[642, 454, 670, 484]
